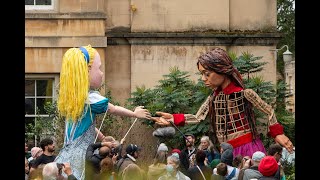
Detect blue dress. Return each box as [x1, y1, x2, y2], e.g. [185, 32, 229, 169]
[55, 91, 109, 180]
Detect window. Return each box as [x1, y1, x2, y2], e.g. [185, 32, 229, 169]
[25, 0, 54, 10]
[25, 76, 57, 147]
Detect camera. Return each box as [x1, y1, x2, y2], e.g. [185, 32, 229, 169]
[111, 148, 116, 155]
[243, 158, 253, 166]
[109, 147, 118, 158]
[56, 163, 65, 175]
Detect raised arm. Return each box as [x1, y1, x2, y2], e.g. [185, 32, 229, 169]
[107, 103, 151, 119]
[95, 127, 105, 141]
[244, 89, 294, 153]
[151, 96, 211, 126]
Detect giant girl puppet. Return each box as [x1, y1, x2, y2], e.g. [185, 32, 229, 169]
[54, 45, 151, 179]
[151, 47, 294, 157]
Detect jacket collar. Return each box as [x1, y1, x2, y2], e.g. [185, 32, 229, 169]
[214, 81, 243, 95]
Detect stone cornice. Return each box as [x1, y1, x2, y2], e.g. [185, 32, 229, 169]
[107, 32, 282, 46]
[25, 36, 108, 47]
[108, 32, 281, 38]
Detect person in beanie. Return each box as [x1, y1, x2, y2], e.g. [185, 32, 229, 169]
[258, 156, 279, 180]
[221, 149, 233, 167]
[147, 143, 168, 180]
[213, 149, 239, 180]
[209, 142, 233, 169]
[28, 147, 43, 169]
[150, 47, 294, 158]
[116, 144, 142, 178]
[157, 143, 169, 152]
[238, 151, 266, 180]
[171, 148, 181, 155]
[220, 142, 234, 153]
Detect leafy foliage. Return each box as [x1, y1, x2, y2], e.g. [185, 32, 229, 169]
[232, 51, 267, 79]
[127, 66, 203, 123]
[127, 66, 210, 148]
[244, 76, 277, 105]
[25, 101, 63, 148]
[277, 0, 295, 75]
[276, 1, 296, 177]
[277, 0, 295, 53]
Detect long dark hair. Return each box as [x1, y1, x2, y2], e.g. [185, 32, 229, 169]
[197, 47, 244, 89]
[197, 47, 258, 146]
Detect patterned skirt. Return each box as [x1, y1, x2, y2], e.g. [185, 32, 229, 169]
[54, 123, 96, 180]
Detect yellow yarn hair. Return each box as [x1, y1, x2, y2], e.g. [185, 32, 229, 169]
[57, 45, 97, 122]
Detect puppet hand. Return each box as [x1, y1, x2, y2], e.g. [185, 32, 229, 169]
[274, 134, 294, 153]
[150, 111, 173, 126]
[133, 106, 152, 119]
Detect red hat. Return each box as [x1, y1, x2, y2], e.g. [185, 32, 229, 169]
[258, 156, 279, 177]
[171, 148, 181, 155]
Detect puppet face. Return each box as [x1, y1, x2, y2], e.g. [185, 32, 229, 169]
[89, 51, 103, 89]
[198, 63, 227, 90]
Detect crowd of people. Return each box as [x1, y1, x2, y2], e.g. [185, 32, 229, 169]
[25, 134, 294, 180]
[24, 45, 295, 180]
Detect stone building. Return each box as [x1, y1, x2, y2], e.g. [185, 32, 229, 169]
[25, 0, 282, 166]
[285, 59, 295, 113]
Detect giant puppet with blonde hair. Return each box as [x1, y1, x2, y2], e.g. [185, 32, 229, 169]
[54, 45, 151, 180]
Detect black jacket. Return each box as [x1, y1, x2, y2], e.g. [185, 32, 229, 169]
[187, 163, 212, 180]
[85, 142, 105, 180]
[179, 147, 197, 174]
[67, 174, 78, 180]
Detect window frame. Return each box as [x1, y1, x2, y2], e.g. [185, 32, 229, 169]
[25, 0, 55, 11]
[25, 74, 59, 147]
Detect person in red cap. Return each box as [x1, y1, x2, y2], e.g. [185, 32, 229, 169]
[258, 156, 279, 179]
[171, 148, 181, 155]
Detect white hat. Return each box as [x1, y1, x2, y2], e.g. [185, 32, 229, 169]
[252, 151, 266, 161]
[157, 143, 168, 152]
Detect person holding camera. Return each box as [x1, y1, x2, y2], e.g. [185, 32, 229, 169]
[85, 141, 112, 180]
[42, 162, 77, 180]
[237, 151, 266, 180]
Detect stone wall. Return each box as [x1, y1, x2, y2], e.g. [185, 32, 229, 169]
[25, 0, 282, 167]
